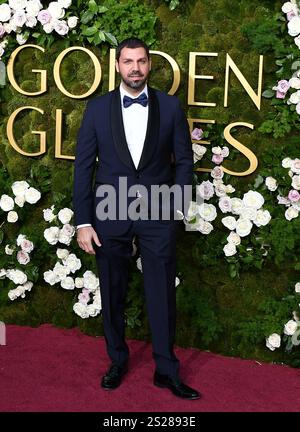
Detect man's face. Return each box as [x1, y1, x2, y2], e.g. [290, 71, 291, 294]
[116, 47, 151, 91]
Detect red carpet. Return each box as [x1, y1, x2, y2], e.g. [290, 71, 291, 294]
[0, 324, 299, 412]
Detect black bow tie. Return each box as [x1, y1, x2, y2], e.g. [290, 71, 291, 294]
[123, 92, 148, 108]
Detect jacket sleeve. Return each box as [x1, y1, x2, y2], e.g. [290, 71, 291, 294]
[73, 100, 98, 226]
[172, 98, 194, 217]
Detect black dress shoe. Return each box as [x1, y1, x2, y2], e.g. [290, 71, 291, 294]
[153, 370, 201, 400]
[101, 362, 128, 390]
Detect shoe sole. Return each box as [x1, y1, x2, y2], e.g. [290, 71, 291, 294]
[153, 380, 201, 400]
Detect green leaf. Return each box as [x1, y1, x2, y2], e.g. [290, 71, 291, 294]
[82, 26, 98, 36]
[104, 32, 118, 46]
[262, 89, 275, 98]
[81, 10, 94, 24]
[254, 174, 264, 189]
[292, 60, 300, 70]
[99, 30, 106, 42]
[88, 0, 98, 13]
[98, 6, 108, 13]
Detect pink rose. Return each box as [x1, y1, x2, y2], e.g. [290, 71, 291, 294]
[37, 10, 52, 25]
[212, 154, 224, 165]
[191, 128, 203, 141]
[287, 10, 297, 21]
[288, 189, 300, 202]
[78, 289, 90, 305]
[20, 239, 34, 253]
[277, 79, 290, 94]
[276, 90, 286, 99]
[17, 250, 30, 265]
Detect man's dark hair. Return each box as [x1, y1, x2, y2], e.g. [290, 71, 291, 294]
[116, 38, 150, 62]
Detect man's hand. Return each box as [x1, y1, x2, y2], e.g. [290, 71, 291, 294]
[76, 226, 101, 255]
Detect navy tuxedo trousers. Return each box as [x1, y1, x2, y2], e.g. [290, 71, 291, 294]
[95, 218, 180, 378]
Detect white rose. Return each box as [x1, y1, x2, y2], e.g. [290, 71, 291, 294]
[11, 180, 29, 197]
[25, 187, 41, 204]
[63, 253, 81, 273]
[266, 333, 281, 351]
[61, 223, 75, 237]
[223, 242, 237, 257]
[295, 282, 300, 293]
[292, 175, 300, 190]
[289, 90, 300, 104]
[265, 176, 278, 191]
[53, 18, 69, 35]
[44, 270, 60, 286]
[218, 196, 232, 213]
[0, 194, 14, 211]
[7, 210, 18, 223]
[58, 0, 72, 7]
[5, 244, 15, 255]
[11, 10, 26, 27]
[83, 270, 99, 292]
[26, 0, 42, 17]
[25, 15, 37, 27]
[6, 269, 27, 285]
[282, 157, 292, 168]
[282, 2, 297, 13]
[198, 203, 217, 222]
[0, 4, 12, 22]
[53, 262, 69, 279]
[9, 0, 27, 9]
[236, 218, 253, 237]
[185, 201, 199, 222]
[239, 206, 257, 221]
[253, 209, 271, 227]
[225, 184, 235, 194]
[86, 304, 100, 317]
[16, 234, 26, 246]
[43, 22, 54, 33]
[16, 32, 29, 45]
[17, 250, 30, 265]
[227, 231, 241, 246]
[73, 302, 89, 319]
[23, 281, 33, 291]
[221, 216, 237, 230]
[288, 16, 300, 37]
[214, 183, 227, 197]
[58, 207, 73, 224]
[195, 218, 213, 235]
[277, 195, 290, 206]
[67, 15, 78, 28]
[291, 159, 300, 174]
[61, 276, 75, 290]
[56, 248, 69, 259]
[230, 198, 243, 215]
[243, 190, 264, 210]
[75, 277, 84, 288]
[44, 226, 60, 245]
[58, 232, 72, 245]
[289, 77, 300, 90]
[221, 146, 229, 158]
[192, 144, 207, 162]
[284, 319, 298, 335]
[285, 206, 299, 221]
[48, 2, 65, 19]
[43, 205, 56, 222]
[15, 195, 26, 207]
[0, 268, 7, 279]
[212, 146, 222, 155]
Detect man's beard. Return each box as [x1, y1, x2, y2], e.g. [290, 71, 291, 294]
[122, 74, 148, 91]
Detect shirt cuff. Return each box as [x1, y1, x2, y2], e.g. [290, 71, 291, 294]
[76, 223, 92, 230]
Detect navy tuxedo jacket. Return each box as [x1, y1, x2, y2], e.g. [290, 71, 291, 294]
[73, 85, 194, 234]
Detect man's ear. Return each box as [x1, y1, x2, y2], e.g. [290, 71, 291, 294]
[115, 60, 119, 73]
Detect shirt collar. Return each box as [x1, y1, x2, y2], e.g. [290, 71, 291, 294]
[120, 82, 148, 100]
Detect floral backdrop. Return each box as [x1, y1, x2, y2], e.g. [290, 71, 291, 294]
[1, 0, 300, 366]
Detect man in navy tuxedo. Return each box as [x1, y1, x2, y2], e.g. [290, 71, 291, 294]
[73, 38, 200, 400]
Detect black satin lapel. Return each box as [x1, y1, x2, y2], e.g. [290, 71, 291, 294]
[110, 87, 136, 170]
[137, 86, 160, 171]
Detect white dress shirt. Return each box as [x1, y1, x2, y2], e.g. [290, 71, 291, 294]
[77, 83, 149, 230]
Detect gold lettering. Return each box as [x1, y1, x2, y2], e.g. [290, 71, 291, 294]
[188, 52, 218, 106]
[222, 122, 258, 176]
[7, 44, 47, 96]
[224, 54, 263, 110]
[55, 109, 74, 160]
[53, 46, 101, 99]
[109, 48, 116, 91]
[7, 106, 46, 156]
[150, 50, 180, 95]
